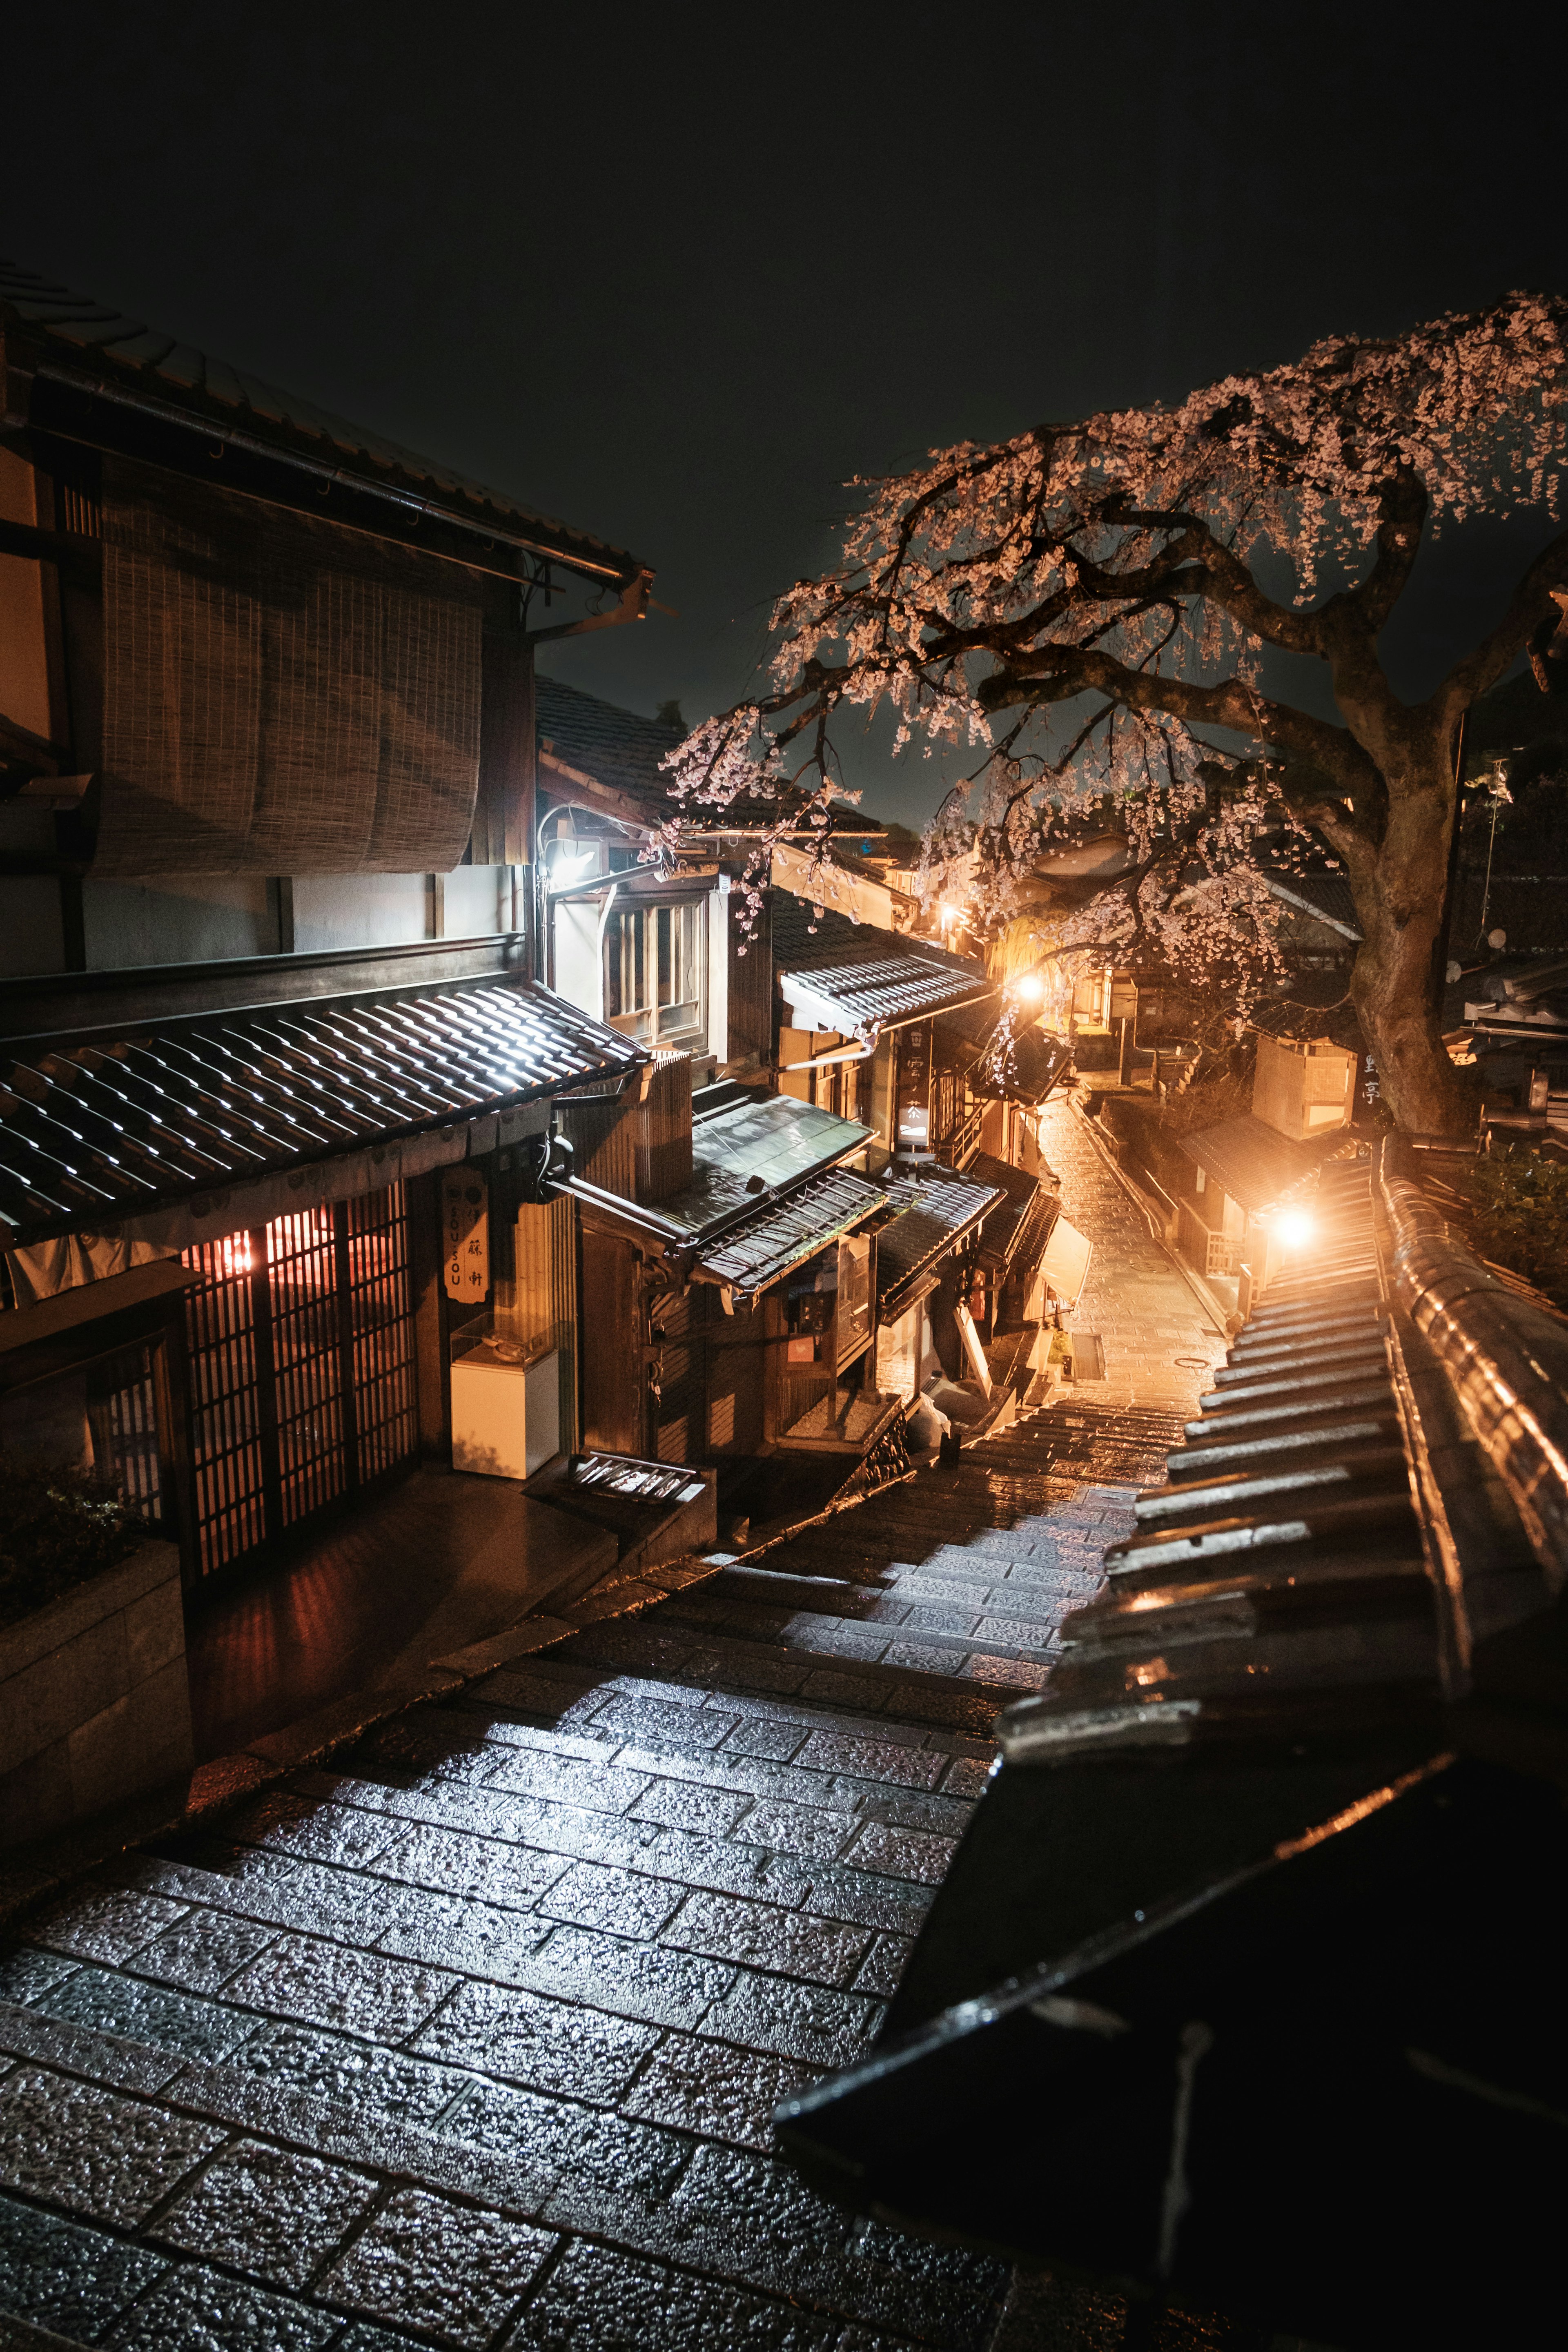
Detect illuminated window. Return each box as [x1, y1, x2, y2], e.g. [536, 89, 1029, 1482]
[604, 899, 706, 1047]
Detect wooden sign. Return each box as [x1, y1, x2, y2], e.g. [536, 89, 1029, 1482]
[442, 1169, 490, 1304]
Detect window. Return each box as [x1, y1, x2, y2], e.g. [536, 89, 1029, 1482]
[604, 899, 706, 1047]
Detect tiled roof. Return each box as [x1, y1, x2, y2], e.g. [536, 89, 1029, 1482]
[781, 958, 993, 1038]
[966, 1150, 1046, 1270]
[536, 679, 881, 837]
[0, 977, 644, 1247]
[773, 895, 994, 1037]
[1263, 869, 1362, 940]
[0, 261, 641, 583]
[875, 1170, 1003, 1305]
[969, 1021, 1074, 1105]
[696, 1168, 884, 1296]
[771, 892, 980, 979]
[1176, 1114, 1352, 1216]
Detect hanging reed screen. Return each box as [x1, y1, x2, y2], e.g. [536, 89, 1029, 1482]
[182, 1182, 416, 1577]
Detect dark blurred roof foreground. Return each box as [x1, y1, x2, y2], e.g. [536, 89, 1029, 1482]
[0, 259, 642, 583]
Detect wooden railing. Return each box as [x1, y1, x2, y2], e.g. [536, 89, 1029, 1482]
[1176, 1196, 1236, 1277]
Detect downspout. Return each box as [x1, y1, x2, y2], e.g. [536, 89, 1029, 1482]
[778, 1028, 879, 1073]
[596, 882, 620, 1026]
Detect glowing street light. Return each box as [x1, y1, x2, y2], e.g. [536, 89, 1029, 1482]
[1014, 972, 1045, 1005]
[1276, 1209, 1314, 1250]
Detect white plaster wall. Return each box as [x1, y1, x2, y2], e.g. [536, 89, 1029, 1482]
[290, 873, 428, 953]
[444, 864, 508, 938]
[84, 874, 279, 969]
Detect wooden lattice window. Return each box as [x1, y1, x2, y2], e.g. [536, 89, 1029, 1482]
[181, 1182, 416, 1578]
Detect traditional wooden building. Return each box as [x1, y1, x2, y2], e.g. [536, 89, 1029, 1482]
[0, 261, 657, 1584]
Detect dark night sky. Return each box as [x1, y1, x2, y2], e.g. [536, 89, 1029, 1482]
[9, 2, 1568, 824]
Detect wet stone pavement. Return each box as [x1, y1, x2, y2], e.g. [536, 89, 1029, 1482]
[0, 1098, 1225, 2352]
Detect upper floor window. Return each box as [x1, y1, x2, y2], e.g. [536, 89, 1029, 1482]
[604, 899, 706, 1048]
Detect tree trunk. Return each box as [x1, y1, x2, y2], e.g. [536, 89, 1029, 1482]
[1348, 760, 1472, 1137]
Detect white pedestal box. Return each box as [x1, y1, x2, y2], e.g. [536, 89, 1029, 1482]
[451, 1345, 561, 1479]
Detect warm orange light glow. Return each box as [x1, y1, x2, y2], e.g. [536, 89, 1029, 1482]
[1276, 1210, 1314, 1249]
[1015, 972, 1045, 1004]
[220, 1234, 254, 1277]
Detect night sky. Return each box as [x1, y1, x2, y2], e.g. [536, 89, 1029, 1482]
[9, 2, 1568, 824]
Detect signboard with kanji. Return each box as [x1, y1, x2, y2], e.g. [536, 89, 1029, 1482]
[442, 1169, 490, 1304]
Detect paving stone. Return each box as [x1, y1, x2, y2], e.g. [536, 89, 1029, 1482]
[154, 2136, 377, 2290]
[0, 2065, 221, 2227]
[29, 1888, 189, 1967]
[842, 1820, 958, 1887]
[228, 2018, 469, 2128]
[618, 2034, 813, 2153]
[508, 2238, 839, 2349]
[585, 1694, 742, 1750]
[0, 2193, 170, 2343]
[317, 2185, 555, 2350]
[940, 1755, 994, 1800]
[664, 1891, 870, 1989]
[127, 1909, 279, 1995]
[790, 1734, 943, 1791]
[102, 2258, 339, 2350]
[226, 1791, 400, 1873]
[630, 1777, 754, 1837]
[538, 1861, 686, 1940]
[780, 1862, 934, 1938]
[412, 1980, 659, 2104]
[481, 1745, 653, 1815]
[517, 1925, 733, 2031]
[698, 1973, 882, 2069]
[537, 2101, 695, 2236]
[852, 1936, 915, 1999]
[734, 1795, 858, 1864]
[0, 1949, 78, 2006]
[0, 1997, 187, 2100]
[220, 1931, 458, 2045]
[33, 1965, 255, 2067]
[368, 1820, 569, 1910]
[720, 1713, 813, 1763]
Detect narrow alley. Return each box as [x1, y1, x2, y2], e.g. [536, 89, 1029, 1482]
[0, 1095, 1225, 2352]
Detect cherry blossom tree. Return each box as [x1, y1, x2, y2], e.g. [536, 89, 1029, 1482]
[663, 293, 1568, 1133]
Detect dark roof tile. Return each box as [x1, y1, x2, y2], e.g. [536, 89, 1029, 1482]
[0, 259, 643, 583]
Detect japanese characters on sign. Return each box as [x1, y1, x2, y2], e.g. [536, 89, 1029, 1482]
[442, 1169, 490, 1304]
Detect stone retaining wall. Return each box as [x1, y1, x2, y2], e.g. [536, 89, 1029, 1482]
[0, 1540, 191, 1846]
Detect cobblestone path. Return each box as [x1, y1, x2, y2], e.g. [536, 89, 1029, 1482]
[1040, 1096, 1226, 1417]
[0, 1100, 1209, 2352]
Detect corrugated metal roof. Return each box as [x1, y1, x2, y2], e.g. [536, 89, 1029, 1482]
[0, 976, 644, 1247]
[1176, 1114, 1352, 1215]
[0, 260, 641, 584]
[568, 1094, 871, 1250]
[696, 1168, 884, 1296]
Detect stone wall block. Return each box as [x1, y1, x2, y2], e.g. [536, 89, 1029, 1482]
[0, 1542, 190, 1847]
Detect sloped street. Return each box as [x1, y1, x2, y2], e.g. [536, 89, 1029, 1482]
[0, 1093, 1224, 2351]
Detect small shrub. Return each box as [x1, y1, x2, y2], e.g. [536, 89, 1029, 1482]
[0, 1455, 147, 1632]
[1464, 1146, 1568, 1310]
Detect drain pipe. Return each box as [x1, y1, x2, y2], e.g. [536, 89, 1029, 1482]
[778, 1028, 879, 1073]
[595, 882, 620, 1024]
